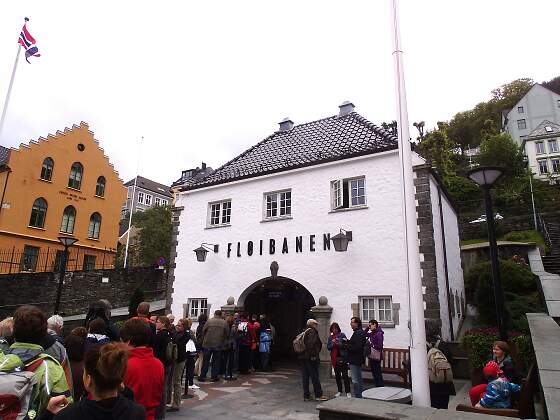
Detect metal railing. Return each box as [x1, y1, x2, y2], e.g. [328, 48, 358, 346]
[537, 213, 552, 251]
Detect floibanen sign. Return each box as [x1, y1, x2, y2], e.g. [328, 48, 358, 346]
[226, 233, 332, 258]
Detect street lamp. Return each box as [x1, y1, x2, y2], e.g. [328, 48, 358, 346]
[54, 236, 78, 314]
[193, 243, 219, 262]
[467, 166, 507, 341]
[330, 229, 353, 252]
[522, 155, 538, 230]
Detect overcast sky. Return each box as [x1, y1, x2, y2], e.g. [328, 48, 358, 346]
[0, 1, 558, 185]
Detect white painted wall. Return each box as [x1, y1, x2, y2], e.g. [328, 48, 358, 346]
[505, 85, 560, 144]
[523, 136, 560, 181]
[171, 150, 416, 347]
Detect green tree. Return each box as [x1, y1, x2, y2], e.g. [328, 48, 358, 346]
[132, 205, 173, 267]
[476, 133, 525, 177]
[417, 124, 456, 178]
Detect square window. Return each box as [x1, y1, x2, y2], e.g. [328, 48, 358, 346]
[518, 106, 524, 113]
[331, 177, 366, 210]
[536, 141, 546, 155]
[20, 245, 40, 272]
[264, 190, 291, 219]
[208, 200, 231, 226]
[188, 298, 208, 319]
[360, 296, 393, 324]
[549, 139, 559, 153]
[538, 160, 549, 174]
[517, 119, 527, 130]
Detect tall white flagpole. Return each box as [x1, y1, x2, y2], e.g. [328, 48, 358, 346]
[124, 136, 143, 268]
[390, 0, 431, 406]
[0, 44, 22, 142]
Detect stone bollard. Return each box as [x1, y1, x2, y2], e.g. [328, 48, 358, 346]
[310, 296, 333, 380]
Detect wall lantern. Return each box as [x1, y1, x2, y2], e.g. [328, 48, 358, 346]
[331, 229, 353, 252]
[194, 243, 219, 262]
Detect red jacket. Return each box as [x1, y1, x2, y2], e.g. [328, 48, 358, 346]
[124, 346, 164, 420]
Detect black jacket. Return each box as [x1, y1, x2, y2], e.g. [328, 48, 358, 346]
[154, 329, 172, 367]
[174, 330, 189, 363]
[40, 395, 145, 420]
[347, 328, 366, 366]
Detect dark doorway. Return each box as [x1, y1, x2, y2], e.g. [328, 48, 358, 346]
[243, 277, 315, 359]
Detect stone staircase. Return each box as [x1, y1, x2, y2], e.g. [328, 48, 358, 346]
[541, 217, 560, 275]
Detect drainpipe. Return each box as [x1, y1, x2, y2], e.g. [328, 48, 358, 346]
[438, 186, 454, 341]
[0, 166, 11, 220]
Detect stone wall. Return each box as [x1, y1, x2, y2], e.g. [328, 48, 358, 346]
[0, 267, 167, 319]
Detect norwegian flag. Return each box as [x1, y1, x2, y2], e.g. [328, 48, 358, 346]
[18, 18, 40, 63]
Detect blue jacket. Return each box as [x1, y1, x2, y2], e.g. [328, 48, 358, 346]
[259, 331, 272, 353]
[327, 332, 349, 361]
[480, 378, 521, 409]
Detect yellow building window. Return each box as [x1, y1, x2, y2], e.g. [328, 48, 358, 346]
[60, 206, 76, 233]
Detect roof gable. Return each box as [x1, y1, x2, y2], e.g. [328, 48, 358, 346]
[506, 84, 560, 119]
[527, 120, 560, 139]
[181, 112, 397, 191]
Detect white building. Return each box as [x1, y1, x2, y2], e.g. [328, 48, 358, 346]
[122, 175, 172, 219]
[503, 84, 560, 145]
[523, 120, 560, 182]
[169, 103, 465, 355]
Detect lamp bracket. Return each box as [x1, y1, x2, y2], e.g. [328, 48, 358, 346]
[201, 243, 219, 253]
[340, 229, 352, 241]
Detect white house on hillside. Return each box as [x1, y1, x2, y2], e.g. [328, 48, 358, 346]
[168, 103, 465, 356]
[523, 120, 560, 182]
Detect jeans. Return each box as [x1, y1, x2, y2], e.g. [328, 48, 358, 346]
[349, 363, 363, 398]
[171, 360, 185, 408]
[184, 355, 196, 387]
[238, 344, 250, 374]
[200, 348, 222, 379]
[260, 352, 270, 371]
[301, 359, 323, 399]
[334, 361, 351, 393]
[370, 359, 384, 387]
[221, 347, 235, 377]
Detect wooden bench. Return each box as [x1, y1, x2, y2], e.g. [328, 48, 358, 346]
[363, 347, 410, 388]
[456, 364, 537, 419]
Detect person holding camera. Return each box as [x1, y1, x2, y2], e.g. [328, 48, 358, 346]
[327, 322, 351, 398]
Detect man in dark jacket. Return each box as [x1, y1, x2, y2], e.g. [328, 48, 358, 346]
[199, 310, 229, 382]
[168, 318, 189, 412]
[348, 317, 366, 398]
[299, 319, 328, 401]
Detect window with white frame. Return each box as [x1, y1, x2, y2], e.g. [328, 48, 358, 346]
[360, 296, 392, 323]
[127, 186, 133, 198]
[518, 106, 524, 114]
[552, 158, 560, 173]
[155, 197, 161, 206]
[208, 200, 231, 226]
[188, 298, 208, 318]
[264, 190, 291, 219]
[536, 141, 546, 155]
[162, 199, 168, 205]
[538, 160, 549, 174]
[138, 191, 144, 204]
[331, 176, 366, 210]
[549, 139, 559, 153]
[145, 194, 152, 206]
[517, 119, 527, 130]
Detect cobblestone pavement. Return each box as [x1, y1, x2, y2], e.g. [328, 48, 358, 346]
[166, 365, 340, 420]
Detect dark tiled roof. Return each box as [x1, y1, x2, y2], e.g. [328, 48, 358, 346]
[182, 112, 397, 191]
[171, 166, 214, 189]
[124, 175, 172, 197]
[527, 120, 560, 139]
[0, 146, 10, 166]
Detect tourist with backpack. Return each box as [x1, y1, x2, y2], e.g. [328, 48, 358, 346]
[199, 310, 229, 382]
[427, 339, 455, 409]
[37, 342, 145, 420]
[295, 319, 327, 402]
[365, 320, 384, 387]
[327, 322, 351, 398]
[0, 305, 72, 419]
[347, 317, 366, 398]
[237, 314, 252, 374]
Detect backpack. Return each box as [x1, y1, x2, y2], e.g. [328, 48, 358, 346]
[237, 322, 249, 339]
[165, 340, 177, 363]
[427, 347, 453, 383]
[292, 328, 310, 354]
[363, 336, 372, 359]
[0, 350, 47, 420]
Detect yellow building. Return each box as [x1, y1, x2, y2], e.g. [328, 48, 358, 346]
[0, 122, 127, 273]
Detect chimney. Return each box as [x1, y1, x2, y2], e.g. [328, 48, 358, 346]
[279, 118, 294, 132]
[338, 101, 355, 117]
[202, 162, 207, 170]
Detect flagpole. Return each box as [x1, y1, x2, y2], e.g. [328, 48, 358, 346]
[0, 44, 22, 142]
[124, 136, 143, 268]
[390, 0, 431, 406]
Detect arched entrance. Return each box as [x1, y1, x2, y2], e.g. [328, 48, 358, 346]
[240, 276, 315, 358]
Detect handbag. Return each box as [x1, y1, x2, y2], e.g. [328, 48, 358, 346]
[369, 348, 381, 362]
[185, 339, 197, 354]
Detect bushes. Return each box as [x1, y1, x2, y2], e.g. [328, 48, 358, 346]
[465, 258, 543, 331]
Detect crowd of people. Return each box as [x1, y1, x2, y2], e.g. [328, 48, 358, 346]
[0, 303, 277, 420]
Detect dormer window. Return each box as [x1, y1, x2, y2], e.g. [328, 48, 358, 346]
[545, 126, 553, 133]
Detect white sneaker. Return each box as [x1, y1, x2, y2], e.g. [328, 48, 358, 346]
[334, 392, 341, 397]
[346, 393, 352, 398]
[188, 384, 200, 390]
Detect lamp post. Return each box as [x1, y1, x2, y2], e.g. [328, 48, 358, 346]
[522, 155, 538, 230]
[467, 166, 507, 341]
[54, 236, 78, 314]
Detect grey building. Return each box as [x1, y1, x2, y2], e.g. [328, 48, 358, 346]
[122, 175, 173, 220]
